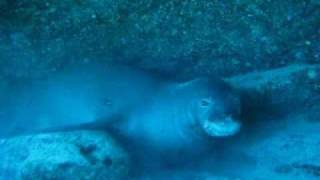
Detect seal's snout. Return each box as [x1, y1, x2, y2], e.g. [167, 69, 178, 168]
[202, 115, 241, 137]
[182, 78, 242, 138]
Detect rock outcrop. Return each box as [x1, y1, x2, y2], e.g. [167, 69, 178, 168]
[0, 130, 130, 180]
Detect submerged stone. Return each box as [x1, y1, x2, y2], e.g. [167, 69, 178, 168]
[0, 130, 130, 180]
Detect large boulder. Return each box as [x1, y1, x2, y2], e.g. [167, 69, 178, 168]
[226, 64, 320, 120]
[0, 130, 130, 180]
[0, 0, 319, 78]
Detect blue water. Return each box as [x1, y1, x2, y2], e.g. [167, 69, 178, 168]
[0, 1, 320, 179]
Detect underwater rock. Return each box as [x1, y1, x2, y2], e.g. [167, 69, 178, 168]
[1, 0, 319, 78]
[226, 64, 320, 118]
[226, 64, 320, 91]
[0, 130, 130, 180]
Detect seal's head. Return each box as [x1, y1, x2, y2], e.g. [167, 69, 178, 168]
[177, 78, 241, 137]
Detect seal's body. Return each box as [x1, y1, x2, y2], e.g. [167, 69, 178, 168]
[117, 78, 241, 152]
[0, 65, 159, 136]
[0, 64, 241, 161]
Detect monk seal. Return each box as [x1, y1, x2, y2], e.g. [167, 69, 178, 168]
[103, 74, 242, 176]
[1, 64, 241, 139]
[115, 78, 241, 150]
[0, 64, 241, 167]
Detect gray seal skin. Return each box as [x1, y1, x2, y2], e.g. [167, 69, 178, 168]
[118, 78, 241, 152]
[0, 64, 160, 136]
[0, 64, 241, 153]
[108, 76, 242, 175]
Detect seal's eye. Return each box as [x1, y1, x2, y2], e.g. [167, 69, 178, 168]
[200, 98, 211, 107]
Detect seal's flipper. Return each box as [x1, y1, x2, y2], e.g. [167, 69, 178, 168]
[2, 113, 126, 138]
[42, 113, 126, 133]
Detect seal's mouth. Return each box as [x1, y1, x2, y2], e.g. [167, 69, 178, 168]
[202, 116, 241, 137]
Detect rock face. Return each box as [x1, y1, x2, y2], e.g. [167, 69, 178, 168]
[0, 131, 130, 180]
[0, 0, 319, 79]
[226, 64, 320, 120]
